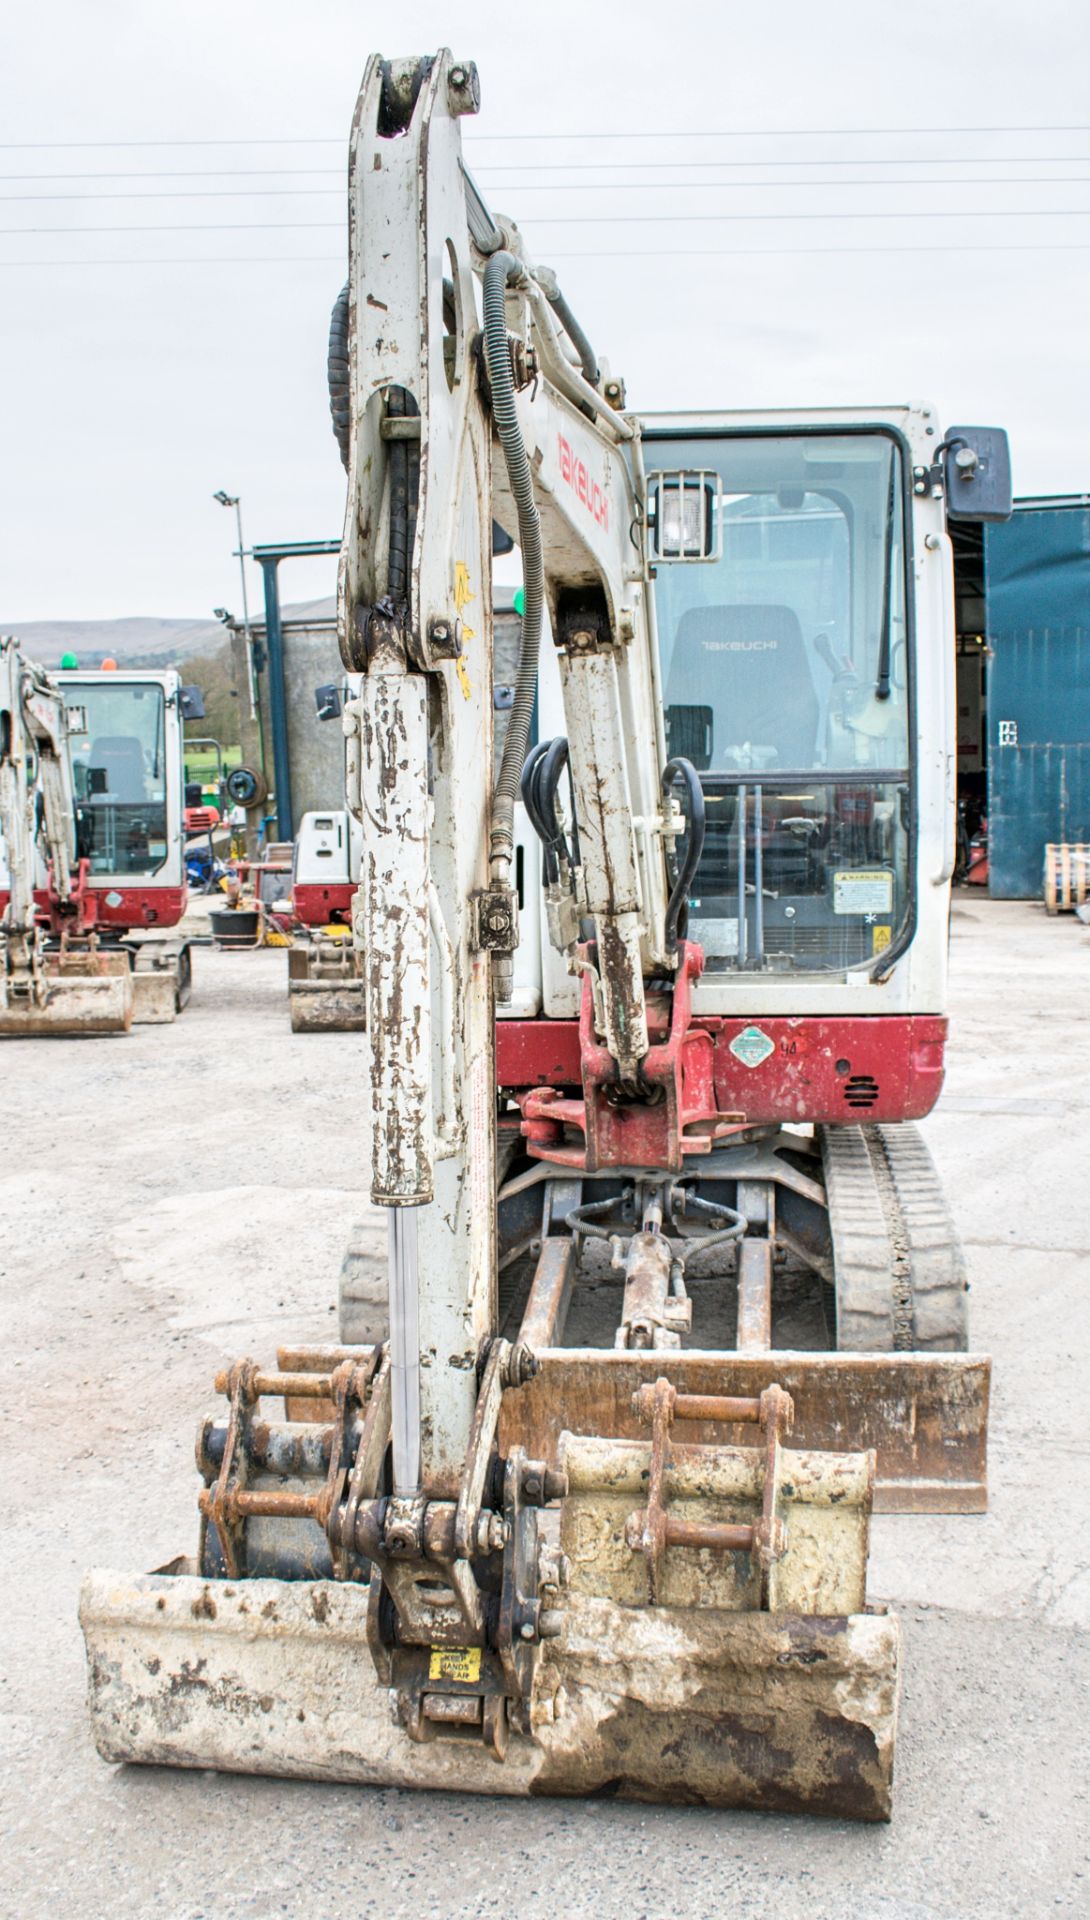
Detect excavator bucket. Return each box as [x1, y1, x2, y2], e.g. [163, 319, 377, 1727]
[0, 950, 133, 1035]
[80, 1352, 901, 1820]
[287, 937, 366, 1033]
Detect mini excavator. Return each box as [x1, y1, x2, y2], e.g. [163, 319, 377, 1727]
[0, 640, 197, 1032]
[1, 637, 133, 1032]
[81, 51, 1011, 1817]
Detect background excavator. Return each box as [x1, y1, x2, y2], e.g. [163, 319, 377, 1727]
[1, 635, 133, 1033]
[0, 641, 200, 1032]
[81, 50, 1011, 1817]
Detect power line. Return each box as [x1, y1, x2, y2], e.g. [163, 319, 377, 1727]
[5, 153, 1090, 182]
[7, 175, 1090, 204]
[1, 123, 1089, 149]
[7, 208, 1090, 235]
[2, 242, 1090, 267]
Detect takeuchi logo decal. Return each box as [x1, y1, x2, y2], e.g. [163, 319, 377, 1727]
[557, 432, 610, 532]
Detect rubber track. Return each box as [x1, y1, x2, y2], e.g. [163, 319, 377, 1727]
[819, 1122, 969, 1351]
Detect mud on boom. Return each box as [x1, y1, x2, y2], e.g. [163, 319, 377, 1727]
[81, 51, 1011, 1817]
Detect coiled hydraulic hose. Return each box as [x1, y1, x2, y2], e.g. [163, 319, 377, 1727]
[483, 251, 544, 874]
[327, 282, 350, 471]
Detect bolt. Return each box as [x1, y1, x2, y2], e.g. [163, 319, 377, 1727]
[520, 1621, 535, 1641]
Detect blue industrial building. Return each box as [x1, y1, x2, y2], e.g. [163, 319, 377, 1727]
[953, 496, 1090, 898]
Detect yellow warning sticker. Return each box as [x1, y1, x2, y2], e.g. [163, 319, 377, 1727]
[428, 1646, 482, 1684]
[872, 924, 892, 954]
[454, 561, 475, 614]
[455, 654, 471, 700]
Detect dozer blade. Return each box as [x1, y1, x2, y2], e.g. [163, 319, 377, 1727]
[0, 953, 133, 1035]
[81, 1568, 898, 1820]
[129, 943, 189, 1023]
[289, 978, 367, 1032]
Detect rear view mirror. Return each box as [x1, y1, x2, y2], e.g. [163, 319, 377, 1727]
[940, 427, 1013, 523]
[648, 472, 722, 562]
[315, 683, 343, 722]
[178, 685, 206, 720]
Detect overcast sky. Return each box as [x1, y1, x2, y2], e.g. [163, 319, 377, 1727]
[1, 0, 1088, 622]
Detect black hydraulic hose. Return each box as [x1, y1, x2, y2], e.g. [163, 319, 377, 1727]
[483, 251, 544, 870]
[521, 737, 576, 887]
[520, 740, 550, 837]
[544, 284, 599, 389]
[662, 757, 706, 954]
[520, 742, 557, 883]
[327, 281, 350, 471]
[538, 736, 574, 877]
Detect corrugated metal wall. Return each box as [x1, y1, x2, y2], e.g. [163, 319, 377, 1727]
[984, 502, 1090, 897]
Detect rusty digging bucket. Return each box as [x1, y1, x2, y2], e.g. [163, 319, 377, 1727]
[80, 1365, 904, 1820]
[0, 950, 133, 1035]
[287, 937, 367, 1032]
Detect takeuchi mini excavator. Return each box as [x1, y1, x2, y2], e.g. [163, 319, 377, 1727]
[0, 635, 134, 1033]
[1, 649, 198, 1032]
[80, 52, 1012, 1818]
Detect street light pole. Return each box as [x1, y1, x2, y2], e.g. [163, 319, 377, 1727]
[213, 490, 257, 720]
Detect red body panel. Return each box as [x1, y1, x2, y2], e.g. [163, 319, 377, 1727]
[497, 1013, 947, 1126]
[293, 881, 354, 927]
[31, 882, 187, 932]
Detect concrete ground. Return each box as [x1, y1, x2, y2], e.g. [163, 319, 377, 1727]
[1, 899, 1087, 1920]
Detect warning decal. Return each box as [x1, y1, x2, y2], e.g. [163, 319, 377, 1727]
[428, 1646, 482, 1684]
[833, 869, 893, 916]
[729, 1025, 775, 1070]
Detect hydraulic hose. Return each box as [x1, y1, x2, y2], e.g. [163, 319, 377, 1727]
[483, 251, 544, 874]
[327, 282, 350, 471]
[662, 757, 706, 954]
[544, 284, 599, 389]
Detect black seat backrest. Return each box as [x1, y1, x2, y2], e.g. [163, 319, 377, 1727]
[666, 604, 820, 770]
[89, 735, 146, 802]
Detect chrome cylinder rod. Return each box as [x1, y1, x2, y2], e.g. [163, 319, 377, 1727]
[388, 1206, 422, 1494]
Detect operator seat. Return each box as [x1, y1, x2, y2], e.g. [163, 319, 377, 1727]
[666, 604, 820, 771]
[88, 735, 146, 801]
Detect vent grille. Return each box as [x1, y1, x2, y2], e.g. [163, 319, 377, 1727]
[844, 1074, 880, 1109]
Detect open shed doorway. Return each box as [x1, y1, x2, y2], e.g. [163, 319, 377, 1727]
[950, 520, 990, 888]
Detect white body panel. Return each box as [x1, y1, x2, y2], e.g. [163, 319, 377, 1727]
[293, 808, 362, 888]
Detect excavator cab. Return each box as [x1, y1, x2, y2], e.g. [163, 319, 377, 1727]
[56, 669, 193, 1020]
